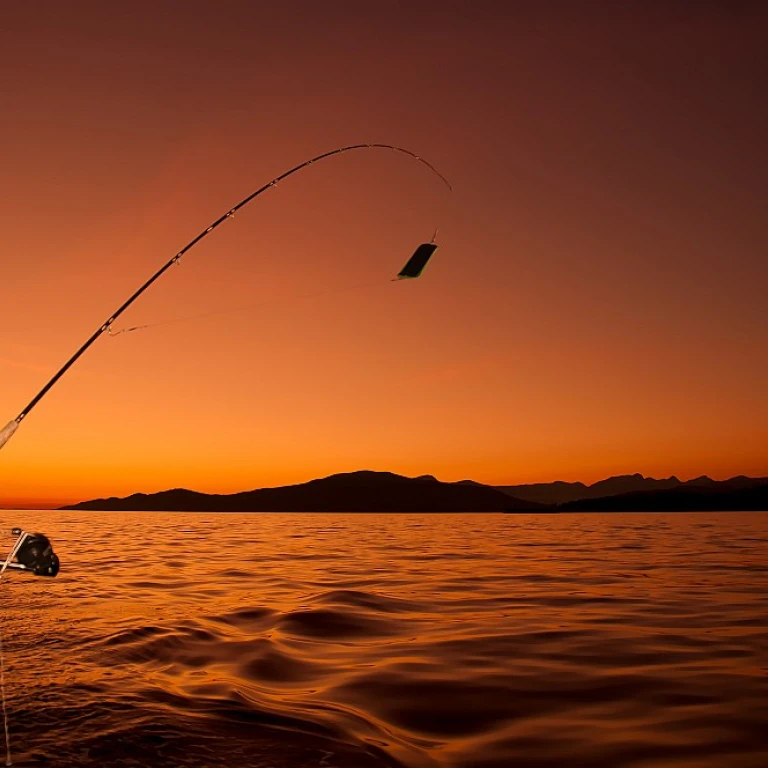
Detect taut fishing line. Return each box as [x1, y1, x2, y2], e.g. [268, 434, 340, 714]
[0, 587, 11, 767]
[106, 163, 448, 339]
[0, 618, 10, 767]
[106, 276, 392, 337]
[0, 533, 27, 768]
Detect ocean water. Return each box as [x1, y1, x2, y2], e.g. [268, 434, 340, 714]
[0, 511, 767, 767]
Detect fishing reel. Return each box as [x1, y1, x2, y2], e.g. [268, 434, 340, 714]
[0, 528, 59, 577]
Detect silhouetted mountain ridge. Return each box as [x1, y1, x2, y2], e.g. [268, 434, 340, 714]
[60, 471, 768, 513]
[558, 477, 768, 512]
[61, 471, 540, 512]
[487, 473, 768, 505]
[490, 473, 676, 504]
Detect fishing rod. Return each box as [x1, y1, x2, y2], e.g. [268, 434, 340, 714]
[0, 143, 451, 458]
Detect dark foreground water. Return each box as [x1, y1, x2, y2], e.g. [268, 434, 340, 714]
[1, 511, 767, 767]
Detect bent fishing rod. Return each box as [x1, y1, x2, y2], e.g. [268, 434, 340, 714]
[0, 143, 451, 456]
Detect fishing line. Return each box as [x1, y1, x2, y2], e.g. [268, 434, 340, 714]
[106, 275, 399, 337]
[0, 534, 26, 767]
[108, 167, 448, 338]
[0, 618, 11, 767]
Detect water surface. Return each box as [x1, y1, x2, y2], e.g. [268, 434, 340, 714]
[1, 511, 767, 767]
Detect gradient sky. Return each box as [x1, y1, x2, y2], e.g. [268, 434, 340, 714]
[1, 2, 766, 508]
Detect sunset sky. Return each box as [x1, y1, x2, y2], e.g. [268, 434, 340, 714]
[1, 2, 766, 508]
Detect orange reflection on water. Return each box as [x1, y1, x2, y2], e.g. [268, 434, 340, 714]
[1, 510, 767, 767]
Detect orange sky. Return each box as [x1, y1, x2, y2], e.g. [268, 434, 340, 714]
[1, 3, 767, 508]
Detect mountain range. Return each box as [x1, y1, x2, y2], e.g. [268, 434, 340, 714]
[554, 476, 768, 512]
[476, 473, 685, 505]
[61, 471, 538, 512]
[59, 471, 768, 512]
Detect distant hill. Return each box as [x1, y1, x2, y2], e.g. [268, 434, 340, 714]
[61, 471, 542, 513]
[557, 477, 768, 512]
[498, 479, 590, 505]
[483, 473, 682, 505]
